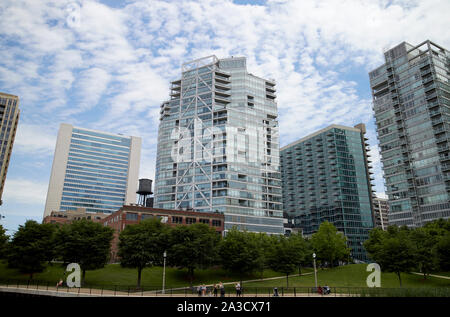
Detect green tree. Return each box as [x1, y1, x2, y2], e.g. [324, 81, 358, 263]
[118, 218, 169, 289]
[435, 233, 450, 271]
[7, 220, 56, 279]
[311, 221, 350, 267]
[168, 223, 220, 286]
[0, 224, 9, 259]
[364, 226, 415, 286]
[410, 227, 439, 279]
[219, 227, 263, 285]
[267, 234, 307, 288]
[289, 233, 311, 275]
[55, 219, 114, 285]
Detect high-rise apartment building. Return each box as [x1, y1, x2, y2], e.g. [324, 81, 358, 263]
[154, 56, 284, 234]
[373, 196, 389, 230]
[0, 92, 20, 205]
[280, 124, 375, 261]
[44, 123, 141, 217]
[369, 40, 450, 227]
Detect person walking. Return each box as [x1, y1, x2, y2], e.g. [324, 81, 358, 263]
[201, 284, 207, 296]
[213, 284, 218, 297]
[235, 283, 241, 297]
[219, 282, 225, 297]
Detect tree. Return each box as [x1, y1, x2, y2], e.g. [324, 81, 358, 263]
[118, 218, 169, 289]
[55, 219, 114, 285]
[435, 233, 450, 271]
[219, 227, 263, 285]
[168, 223, 220, 286]
[0, 224, 8, 259]
[289, 233, 311, 275]
[311, 221, 350, 267]
[410, 228, 439, 279]
[364, 226, 415, 286]
[7, 220, 56, 279]
[267, 234, 307, 288]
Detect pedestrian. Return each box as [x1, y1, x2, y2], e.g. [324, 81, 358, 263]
[197, 285, 202, 296]
[213, 284, 218, 297]
[219, 282, 225, 297]
[318, 285, 323, 295]
[202, 284, 207, 296]
[273, 287, 279, 297]
[235, 283, 241, 297]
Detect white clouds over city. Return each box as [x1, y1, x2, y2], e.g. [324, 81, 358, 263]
[0, 0, 449, 230]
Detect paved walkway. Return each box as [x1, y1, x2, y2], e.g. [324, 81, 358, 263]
[411, 272, 450, 280]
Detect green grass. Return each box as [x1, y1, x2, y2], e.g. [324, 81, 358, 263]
[243, 264, 450, 289]
[0, 260, 292, 290]
[1, 261, 448, 294]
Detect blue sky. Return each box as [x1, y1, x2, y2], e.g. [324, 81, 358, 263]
[0, 0, 449, 235]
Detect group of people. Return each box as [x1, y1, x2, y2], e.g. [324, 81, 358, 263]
[317, 285, 331, 295]
[196, 282, 243, 297]
[197, 282, 227, 297]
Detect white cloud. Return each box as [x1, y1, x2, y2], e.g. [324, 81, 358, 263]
[3, 178, 49, 206]
[14, 123, 56, 155]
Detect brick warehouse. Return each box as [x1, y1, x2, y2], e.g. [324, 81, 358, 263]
[102, 205, 225, 262]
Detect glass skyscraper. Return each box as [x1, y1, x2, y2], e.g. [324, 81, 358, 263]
[369, 40, 449, 227]
[0, 92, 20, 205]
[154, 55, 284, 234]
[281, 124, 375, 261]
[44, 123, 141, 217]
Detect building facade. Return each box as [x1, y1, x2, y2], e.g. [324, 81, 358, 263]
[44, 123, 141, 217]
[280, 124, 375, 261]
[102, 205, 225, 262]
[43, 208, 107, 225]
[369, 40, 450, 227]
[0, 92, 20, 205]
[154, 56, 284, 234]
[373, 196, 389, 230]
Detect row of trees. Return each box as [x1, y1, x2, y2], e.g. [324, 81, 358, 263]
[364, 219, 450, 286]
[118, 219, 351, 288]
[0, 220, 114, 283]
[0, 219, 351, 289]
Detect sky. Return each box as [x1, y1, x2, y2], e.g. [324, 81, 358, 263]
[0, 0, 449, 235]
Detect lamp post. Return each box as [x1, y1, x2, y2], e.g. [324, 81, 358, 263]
[162, 251, 167, 295]
[313, 253, 318, 291]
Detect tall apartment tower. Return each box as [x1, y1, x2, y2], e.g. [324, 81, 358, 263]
[154, 56, 284, 234]
[44, 123, 141, 217]
[369, 40, 450, 227]
[280, 124, 375, 261]
[373, 196, 389, 230]
[0, 92, 20, 205]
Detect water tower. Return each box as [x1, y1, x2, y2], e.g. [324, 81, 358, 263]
[137, 178, 153, 207]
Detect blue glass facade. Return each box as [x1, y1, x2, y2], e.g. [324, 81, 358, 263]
[281, 125, 375, 261]
[44, 124, 140, 217]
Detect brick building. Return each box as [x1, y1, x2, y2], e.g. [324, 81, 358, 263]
[43, 208, 107, 225]
[102, 205, 225, 262]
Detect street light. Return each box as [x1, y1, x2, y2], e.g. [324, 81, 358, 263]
[313, 253, 318, 291]
[162, 251, 167, 295]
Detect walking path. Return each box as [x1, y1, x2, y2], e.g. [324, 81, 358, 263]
[411, 272, 450, 280]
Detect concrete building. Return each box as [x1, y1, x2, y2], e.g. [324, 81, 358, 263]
[154, 56, 283, 234]
[369, 40, 450, 227]
[102, 205, 225, 262]
[44, 123, 141, 218]
[0, 92, 20, 205]
[373, 196, 389, 230]
[43, 208, 107, 225]
[280, 124, 375, 262]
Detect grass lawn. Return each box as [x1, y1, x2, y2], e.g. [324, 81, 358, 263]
[243, 264, 450, 289]
[0, 260, 296, 290]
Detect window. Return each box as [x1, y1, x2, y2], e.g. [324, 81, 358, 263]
[212, 220, 222, 227]
[126, 213, 138, 221]
[186, 217, 196, 224]
[199, 219, 210, 225]
[172, 216, 183, 224]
